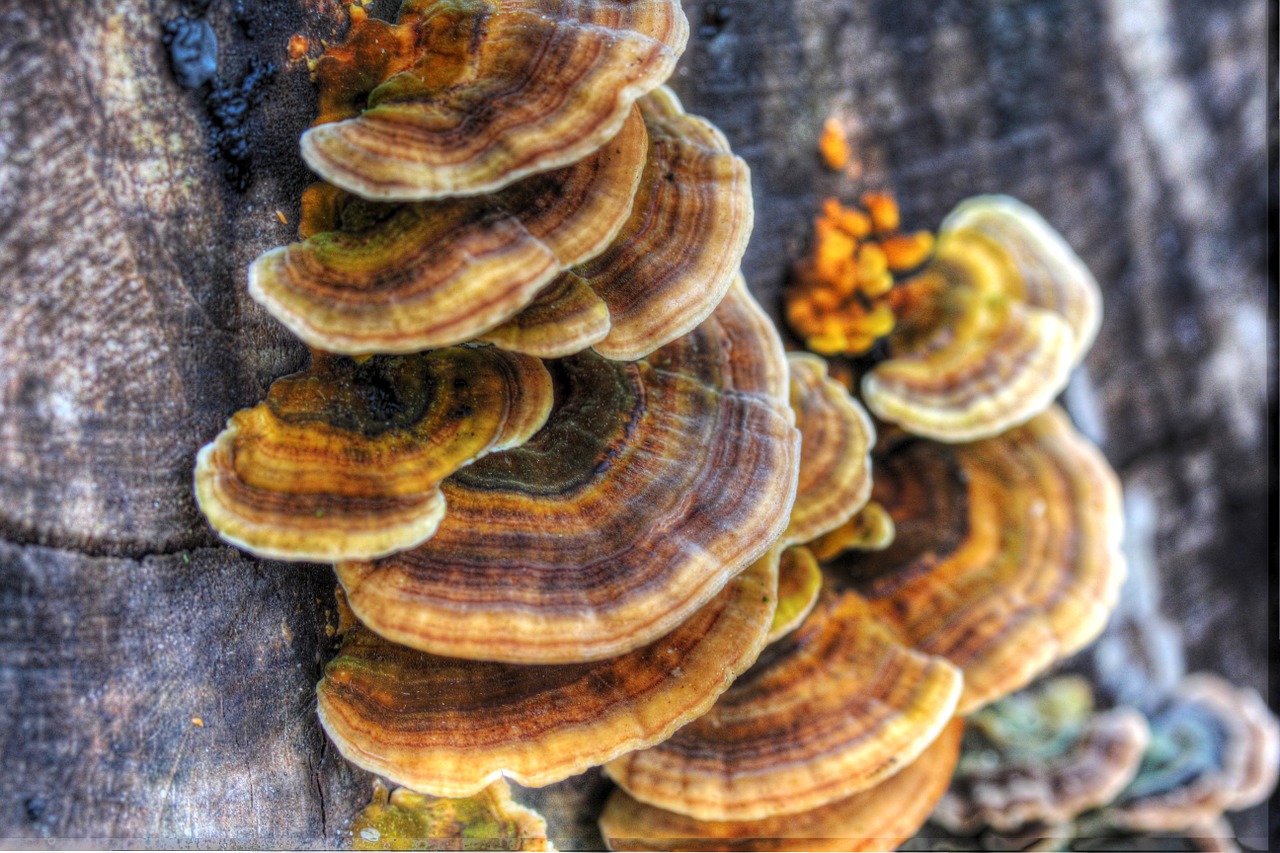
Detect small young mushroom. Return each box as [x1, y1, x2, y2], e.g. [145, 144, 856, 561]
[479, 272, 612, 359]
[193, 348, 552, 562]
[251, 109, 648, 355]
[598, 719, 964, 852]
[349, 779, 553, 851]
[827, 406, 1125, 713]
[765, 545, 821, 644]
[806, 500, 896, 561]
[933, 676, 1151, 835]
[782, 352, 875, 546]
[1103, 674, 1280, 835]
[301, 0, 689, 201]
[335, 279, 799, 664]
[317, 546, 779, 797]
[603, 584, 962, 821]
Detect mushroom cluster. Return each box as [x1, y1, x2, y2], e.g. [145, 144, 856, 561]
[922, 673, 1278, 852]
[595, 187, 1129, 850]
[191, 1, 829, 844]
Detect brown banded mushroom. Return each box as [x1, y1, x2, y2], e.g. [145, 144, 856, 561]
[1103, 674, 1280, 835]
[598, 718, 964, 852]
[603, 584, 963, 821]
[193, 348, 552, 562]
[317, 546, 780, 797]
[827, 406, 1125, 713]
[782, 352, 875, 546]
[301, 0, 689, 201]
[860, 196, 1101, 442]
[578, 85, 753, 360]
[335, 279, 799, 664]
[251, 109, 648, 355]
[256, 86, 751, 359]
[933, 676, 1151, 835]
[349, 779, 553, 851]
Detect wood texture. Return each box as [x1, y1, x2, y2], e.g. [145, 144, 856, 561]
[0, 0, 1269, 847]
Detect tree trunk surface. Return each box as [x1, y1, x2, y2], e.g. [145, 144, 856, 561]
[0, 0, 1270, 848]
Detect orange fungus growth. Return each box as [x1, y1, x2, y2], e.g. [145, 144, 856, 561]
[818, 117, 850, 171]
[785, 193, 935, 356]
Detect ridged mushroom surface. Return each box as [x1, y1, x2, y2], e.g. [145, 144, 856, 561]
[316, 547, 779, 796]
[301, 0, 689, 201]
[603, 584, 962, 821]
[193, 349, 552, 562]
[599, 719, 964, 852]
[336, 280, 798, 664]
[829, 407, 1125, 713]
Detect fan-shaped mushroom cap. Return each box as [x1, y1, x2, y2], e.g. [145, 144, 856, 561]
[934, 676, 1150, 835]
[765, 546, 821, 644]
[829, 407, 1125, 713]
[350, 779, 552, 851]
[860, 241, 1077, 442]
[251, 109, 647, 354]
[782, 352, 874, 546]
[1105, 674, 1280, 833]
[317, 547, 779, 797]
[194, 348, 552, 562]
[599, 719, 964, 852]
[301, 0, 688, 201]
[604, 584, 962, 821]
[941, 195, 1101, 363]
[336, 279, 798, 664]
[580, 86, 753, 360]
[480, 272, 611, 358]
[807, 501, 895, 561]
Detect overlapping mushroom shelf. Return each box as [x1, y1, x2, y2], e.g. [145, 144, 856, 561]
[254, 84, 751, 356]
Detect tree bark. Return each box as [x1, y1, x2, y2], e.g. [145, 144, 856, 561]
[0, 0, 1269, 847]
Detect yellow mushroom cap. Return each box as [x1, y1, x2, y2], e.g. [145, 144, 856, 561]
[806, 500, 896, 561]
[316, 546, 779, 797]
[829, 406, 1125, 713]
[335, 279, 798, 664]
[934, 676, 1151, 835]
[941, 195, 1102, 363]
[861, 244, 1077, 443]
[765, 545, 821, 644]
[603, 583, 962, 821]
[301, 0, 689, 201]
[349, 780, 552, 851]
[783, 352, 874, 546]
[193, 348, 552, 562]
[251, 109, 647, 355]
[580, 86, 754, 361]
[599, 718, 965, 852]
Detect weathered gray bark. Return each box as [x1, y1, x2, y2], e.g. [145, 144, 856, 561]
[0, 0, 1270, 847]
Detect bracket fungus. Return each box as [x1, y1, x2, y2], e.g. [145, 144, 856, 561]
[827, 407, 1125, 713]
[787, 194, 1103, 442]
[349, 779, 553, 851]
[301, 0, 689, 201]
[193, 348, 552, 562]
[317, 545, 779, 797]
[807, 500, 896, 561]
[599, 719, 964, 852]
[603, 583, 962, 822]
[764, 545, 822, 644]
[252, 108, 648, 354]
[256, 85, 751, 358]
[1103, 674, 1280, 835]
[934, 676, 1151, 835]
[335, 280, 798, 663]
[782, 352, 875, 546]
